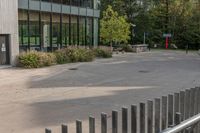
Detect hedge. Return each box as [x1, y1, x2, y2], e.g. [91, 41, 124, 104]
[18, 47, 113, 68]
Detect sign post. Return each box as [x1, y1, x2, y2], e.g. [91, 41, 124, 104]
[1, 43, 6, 52]
[163, 33, 172, 49]
[165, 37, 169, 49]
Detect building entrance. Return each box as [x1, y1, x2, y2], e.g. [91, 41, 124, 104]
[0, 35, 10, 65]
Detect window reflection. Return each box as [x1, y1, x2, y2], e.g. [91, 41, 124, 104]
[39, 0, 94, 9]
[52, 13, 61, 50]
[87, 17, 93, 47]
[29, 12, 40, 50]
[19, 10, 28, 52]
[62, 14, 70, 47]
[41, 12, 51, 51]
[71, 16, 78, 46]
[79, 17, 86, 46]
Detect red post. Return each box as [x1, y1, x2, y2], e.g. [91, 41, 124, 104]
[165, 37, 169, 49]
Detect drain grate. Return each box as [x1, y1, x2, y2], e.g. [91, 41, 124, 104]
[69, 68, 78, 70]
[138, 70, 150, 73]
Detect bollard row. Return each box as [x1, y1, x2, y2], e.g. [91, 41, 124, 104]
[45, 87, 200, 133]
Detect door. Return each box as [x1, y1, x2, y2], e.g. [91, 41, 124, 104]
[0, 35, 9, 65]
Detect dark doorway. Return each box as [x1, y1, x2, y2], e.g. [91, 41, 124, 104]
[0, 35, 10, 65]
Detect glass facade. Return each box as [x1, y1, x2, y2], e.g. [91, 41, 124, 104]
[62, 14, 70, 47]
[40, 0, 95, 8]
[29, 12, 40, 49]
[19, 10, 28, 52]
[79, 17, 86, 46]
[70, 15, 78, 46]
[41, 12, 51, 51]
[18, 0, 100, 52]
[86, 18, 93, 47]
[52, 13, 61, 50]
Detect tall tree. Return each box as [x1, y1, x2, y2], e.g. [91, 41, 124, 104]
[100, 5, 131, 48]
[100, 0, 200, 49]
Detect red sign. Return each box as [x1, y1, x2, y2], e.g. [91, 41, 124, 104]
[166, 37, 169, 49]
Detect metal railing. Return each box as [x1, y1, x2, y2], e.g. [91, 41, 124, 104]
[161, 113, 200, 133]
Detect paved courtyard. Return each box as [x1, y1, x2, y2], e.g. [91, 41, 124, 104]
[0, 50, 200, 133]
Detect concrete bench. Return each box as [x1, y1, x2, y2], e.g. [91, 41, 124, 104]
[132, 44, 148, 53]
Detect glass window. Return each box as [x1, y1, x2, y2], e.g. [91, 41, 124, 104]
[40, 0, 94, 8]
[41, 0, 51, 2]
[79, 17, 86, 46]
[93, 18, 98, 47]
[71, 16, 78, 46]
[94, 0, 99, 9]
[41, 12, 51, 52]
[71, 0, 80, 6]
[52, 0, 61, 3]
[18, 10, 28, 52]
[62, 0, 70, 5]
[29, 11, 40, 49]
[86, 17, 93, 47]
[62, 14, 70, 47]
[89, 0, 93, 8]
[52, 13, 61, 50]
[80, 0, 93, 8]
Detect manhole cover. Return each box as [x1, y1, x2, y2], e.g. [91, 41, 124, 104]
[69, 68, 78, 70]
[138, 70, 150, 73]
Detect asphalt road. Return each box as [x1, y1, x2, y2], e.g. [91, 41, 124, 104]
[31, 50, 200, 89]
[29, 50, 200, 132]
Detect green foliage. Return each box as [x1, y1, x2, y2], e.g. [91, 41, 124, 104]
[18, 47, 115, 68]
[67, 48, 95, 62]
[100, 5, 131, 45]
[93, 48, 112, 58]
[18, 51, 56, 68]
[54, 49, 71, 64]
[40, 53, 57, 66]
[54, 48, 95, 63]
[100, 0, 200, 49]
[136, 0, 200, 49]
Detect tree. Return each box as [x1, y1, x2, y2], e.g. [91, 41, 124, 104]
[100, 0, 200, 49]
[100, 0, 126, 17]
[100, 5, 131, 48]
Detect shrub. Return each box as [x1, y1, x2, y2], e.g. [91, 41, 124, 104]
[67, 48, 95, 62]
[39, 52, 56, 66]
[18, 51, 56, 68]
[54, 49, 71, 64]
[121, 44, 134, 52]
[55, 48, 95, 63]
[18, 47, 113, 68]
[93, 48, 112, 58]
[78, 48, 95, 62]
[18, 51, 40, 68]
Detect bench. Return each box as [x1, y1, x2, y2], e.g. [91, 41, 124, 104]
[132, 44, 148, 53]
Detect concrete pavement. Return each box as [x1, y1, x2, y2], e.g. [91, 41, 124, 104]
[0, 50, 200, 133]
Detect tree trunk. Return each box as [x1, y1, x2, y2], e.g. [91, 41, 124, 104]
[110, 41, 113, 52]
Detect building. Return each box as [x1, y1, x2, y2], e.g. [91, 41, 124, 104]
[0, 0, 100, 65]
